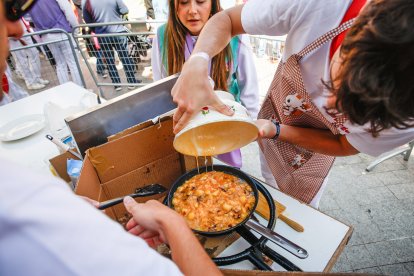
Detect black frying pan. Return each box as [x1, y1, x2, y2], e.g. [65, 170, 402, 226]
[167, 165, 258, 236]
[166, 165, 308, 259]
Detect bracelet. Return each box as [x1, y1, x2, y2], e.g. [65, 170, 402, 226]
[189, 52, 210, 62]
[272, 120, 281, 140]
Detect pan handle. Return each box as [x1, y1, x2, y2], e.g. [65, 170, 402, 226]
[245, 219, 308, 259]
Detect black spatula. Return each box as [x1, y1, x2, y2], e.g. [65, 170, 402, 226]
[98, 184, 167, 210]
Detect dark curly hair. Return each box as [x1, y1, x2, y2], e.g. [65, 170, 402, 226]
[327, 0, 414, 137]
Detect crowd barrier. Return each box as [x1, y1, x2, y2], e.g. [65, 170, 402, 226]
[6, 23, 286, 102]
[72, 21, 161, 98]
[7, 28, 85, 95]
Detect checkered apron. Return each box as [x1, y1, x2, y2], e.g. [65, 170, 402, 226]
[258, 19, 355, 203]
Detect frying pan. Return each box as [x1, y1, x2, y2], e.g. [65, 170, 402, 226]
[166, 165, 308, 259]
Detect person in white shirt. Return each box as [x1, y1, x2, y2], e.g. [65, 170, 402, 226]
[169, 0, 414, 207]
[0, 2, 220, 275]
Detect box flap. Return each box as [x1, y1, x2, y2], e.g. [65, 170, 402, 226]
[75, 152, 101, 200]
[108, 115, 173, 142]
[88, 119, 176, 183]
[101, 152, 183, 219]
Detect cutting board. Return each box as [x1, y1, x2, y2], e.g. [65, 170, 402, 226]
[256, 192, 304, 232]
[256, 192, 286, 219]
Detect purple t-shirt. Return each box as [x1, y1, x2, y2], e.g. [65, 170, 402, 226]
[29, 0, 71, 32]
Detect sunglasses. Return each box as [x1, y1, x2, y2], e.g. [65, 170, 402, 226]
[4, 0, 37, 21]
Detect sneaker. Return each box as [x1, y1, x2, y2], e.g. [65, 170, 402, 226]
[114, 86, 122, 91]
[38, 78, 50, 85]
[127, 86, 136, 90]
[27, 83, 45, 90]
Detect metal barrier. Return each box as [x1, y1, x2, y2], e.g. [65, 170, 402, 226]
[249, 35, 286, 62]
[72, 21, 163, 98]
[8, 28, 86, 94]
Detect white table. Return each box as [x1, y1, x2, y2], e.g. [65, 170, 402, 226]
[219, 184, 352, 272]
[0, 82, 98, 175]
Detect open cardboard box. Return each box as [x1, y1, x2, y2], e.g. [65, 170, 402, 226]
[74, 116, 208, 222]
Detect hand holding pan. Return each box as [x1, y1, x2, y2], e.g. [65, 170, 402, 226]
[166, 165, 308, 259]
[98, 184, 167, 210]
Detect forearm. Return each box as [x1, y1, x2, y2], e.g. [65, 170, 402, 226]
[171, 6, 244, 133]
[280, 124, 358, 156]
[276, 124, 358, 156]
[161, 217, 221, 276]
[193, 5, 245, 58]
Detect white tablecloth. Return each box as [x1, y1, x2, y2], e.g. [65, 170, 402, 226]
[0, 82, 98, 175]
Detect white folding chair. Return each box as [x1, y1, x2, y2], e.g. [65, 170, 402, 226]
[366, 140, 414, 172]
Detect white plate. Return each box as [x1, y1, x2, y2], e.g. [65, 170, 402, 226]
[0, 114, 46, 142]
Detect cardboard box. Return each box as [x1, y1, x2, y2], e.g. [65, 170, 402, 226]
[75, 116, 210, 222]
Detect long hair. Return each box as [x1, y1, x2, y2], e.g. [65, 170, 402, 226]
[163, 0, 232, 91]
[325, 0, 414, 137]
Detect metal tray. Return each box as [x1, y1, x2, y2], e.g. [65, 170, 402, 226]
[65, 75, 178, 156]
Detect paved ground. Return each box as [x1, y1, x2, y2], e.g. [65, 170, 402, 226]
[15, 32, 414, 275]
